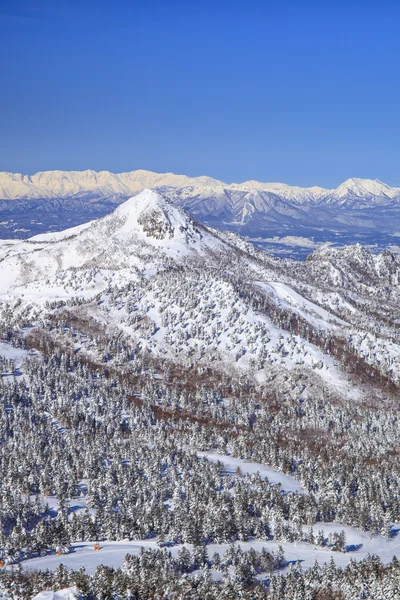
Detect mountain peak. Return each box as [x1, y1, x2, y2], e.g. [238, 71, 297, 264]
[333, 177, 392, 197]
[113, 189, 202, 243]
[117, 188, 169, 216]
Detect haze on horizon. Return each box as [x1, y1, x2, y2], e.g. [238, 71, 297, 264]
[1, 0, 400, 188]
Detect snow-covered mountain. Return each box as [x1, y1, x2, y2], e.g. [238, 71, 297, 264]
[0, 190, 228, 296]
[323, 177, 400, 207]
[1, 188, 399, 394]
[231, 180, 328, 204]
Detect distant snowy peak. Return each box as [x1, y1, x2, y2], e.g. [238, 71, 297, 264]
[335, 177, 393, 197]
[233, 181, 329, 203]
[325, 178, 400, 206]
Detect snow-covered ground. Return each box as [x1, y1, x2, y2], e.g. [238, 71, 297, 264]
[0, 341, 30, 383]
[20, 524, 400, 575]
[32, 588, 79, 600]
[260, 281, 348, 331]
[36, 488, 96, 519]
[197, 451, 303, 493]
[0, 342, 29, 362]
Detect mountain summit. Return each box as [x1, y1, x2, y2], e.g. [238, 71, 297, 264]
[111, 189, 205, 245]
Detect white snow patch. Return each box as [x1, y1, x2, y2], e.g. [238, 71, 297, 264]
[32, 587, 79, 600]
[0, 342, 29, 361]
[197, 451, 303, 493]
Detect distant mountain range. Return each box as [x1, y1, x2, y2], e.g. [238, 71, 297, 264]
[1, 169, 400, 208]
[1, 169, 400, 259]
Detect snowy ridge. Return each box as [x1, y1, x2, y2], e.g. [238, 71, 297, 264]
[1, 169, 400, 209]
[0, 169, 222, 200]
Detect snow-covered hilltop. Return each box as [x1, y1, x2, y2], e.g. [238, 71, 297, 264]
[0, 190, 227, 296]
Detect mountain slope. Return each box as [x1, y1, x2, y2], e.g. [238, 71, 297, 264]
[3, 178, 400, 600]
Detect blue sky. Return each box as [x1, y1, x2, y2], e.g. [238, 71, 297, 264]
[1, 0, 400, 187]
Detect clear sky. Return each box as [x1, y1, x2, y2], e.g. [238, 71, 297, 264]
[1, 0, 400, 187]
